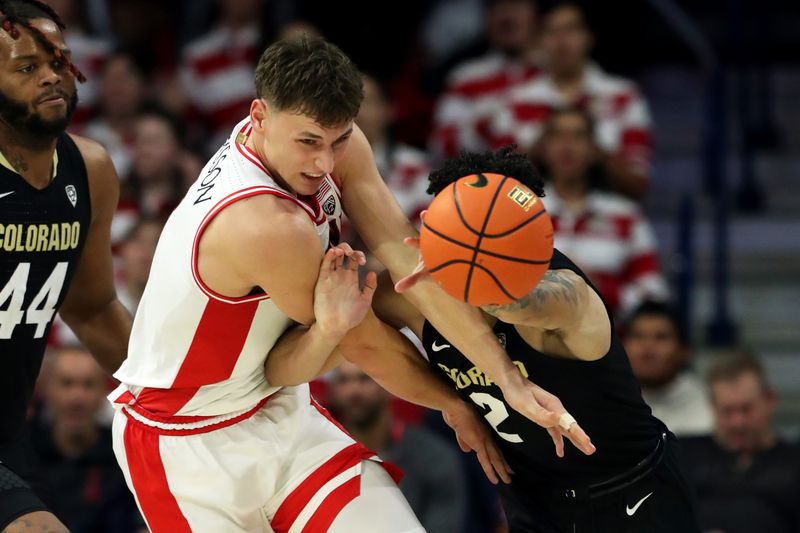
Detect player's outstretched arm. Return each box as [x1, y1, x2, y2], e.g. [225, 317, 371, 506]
[59, 136, 132, 374]
[336, 128, 594, 456]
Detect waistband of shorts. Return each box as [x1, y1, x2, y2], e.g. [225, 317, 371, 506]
[114, 389, 273, 436]
[556, 429, 668, 501]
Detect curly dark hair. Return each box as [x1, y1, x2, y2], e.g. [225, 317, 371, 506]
[427, 146, 545, 197]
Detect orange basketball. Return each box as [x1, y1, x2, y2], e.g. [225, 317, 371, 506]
[419, 173, 553, 306]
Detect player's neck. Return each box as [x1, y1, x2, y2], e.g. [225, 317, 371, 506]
[243, 130, 296, 195]
[0, 123, 58, 188]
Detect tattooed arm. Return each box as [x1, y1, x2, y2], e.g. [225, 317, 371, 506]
[484, 270, 612, 361]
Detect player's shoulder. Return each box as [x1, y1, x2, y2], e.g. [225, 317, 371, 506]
[215, 193, 319, 247]
[66, 133, 118, 192]
[67, 133, 111, 165]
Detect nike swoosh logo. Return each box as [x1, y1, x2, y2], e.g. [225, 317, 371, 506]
[431, 340, 451, 352]
[626, 492, 653, 516]
[0, 191, 14, 199]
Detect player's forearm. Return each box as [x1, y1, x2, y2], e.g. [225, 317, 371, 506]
[338, 315, 463, 413]
[400, 278, 528, 391]
[61, 298, 131, 374]
[264, 324, 343, 386]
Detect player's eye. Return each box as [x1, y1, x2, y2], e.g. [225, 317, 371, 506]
[18, 64, 34, 73]
[299, 139, 317, 146]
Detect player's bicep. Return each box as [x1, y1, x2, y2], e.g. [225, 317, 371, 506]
[236, 215, 323, 326]
[337, 127, 419, 277]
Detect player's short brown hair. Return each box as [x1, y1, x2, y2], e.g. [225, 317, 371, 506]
[254, 34, 363, 128]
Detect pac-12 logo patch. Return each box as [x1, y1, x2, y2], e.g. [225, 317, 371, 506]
[322, 196, 337, 216]
[65, 185, 77, 207]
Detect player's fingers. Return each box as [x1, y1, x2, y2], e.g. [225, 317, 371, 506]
[394, 269, 426, 293]
[455, 433, 471, 453]
[486, 441, 513, 484]
[475, 447, 499, 485]
[564, 421, 596, 456]
[361, 271, 378, 299]
[522, 401, 559, 428]
[321, 247, 338, 273]
[403, 236, 421, 249]
[548, 427, 565, 458]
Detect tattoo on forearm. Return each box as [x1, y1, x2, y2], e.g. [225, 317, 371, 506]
[486, 271, 579, 314]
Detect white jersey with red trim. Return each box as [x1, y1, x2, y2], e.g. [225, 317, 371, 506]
[112, 117, 343, 417]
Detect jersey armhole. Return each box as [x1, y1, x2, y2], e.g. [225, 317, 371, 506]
[190, 186, 315, 304]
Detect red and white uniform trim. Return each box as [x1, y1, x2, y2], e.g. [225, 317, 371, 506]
[112, 117, 343, 418]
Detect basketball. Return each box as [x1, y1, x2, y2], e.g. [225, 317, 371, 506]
[419, 173, 553, 306]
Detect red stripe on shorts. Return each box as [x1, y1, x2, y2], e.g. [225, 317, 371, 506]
[271, 443, 370, 533]
[123, 419, 192, 533]
[301, 476, 361, 533]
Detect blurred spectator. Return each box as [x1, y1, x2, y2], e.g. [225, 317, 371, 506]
[32, 348, 145, 533]
[83, 51, 147, 179]
[328, 361, 467, 533]
[114, 106, 202, 246]
[682, 351, 800, 533]
[430, 0, 542, 160]
[624, 301, 713, 436]
[179, 0, 263, 153]
[116, 217, 164, 313]
[537, 108, 668, 317]
[45, 0, 112, 129]
[489, 1, 652, 199]
[357, 74, 431, 228]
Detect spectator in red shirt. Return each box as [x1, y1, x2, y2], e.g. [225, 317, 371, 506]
[430, 0, 542, 161]
[536, 108, 667, 318]
[490, 1, 653, 199]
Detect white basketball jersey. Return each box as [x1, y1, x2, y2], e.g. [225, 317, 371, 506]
[113, 118, 344, 416]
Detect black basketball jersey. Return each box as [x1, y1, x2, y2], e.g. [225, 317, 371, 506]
[0, 134, 91, 444]
[422, 249, 661, 491]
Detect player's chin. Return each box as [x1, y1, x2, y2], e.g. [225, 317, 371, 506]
[298, 173, 325, 193]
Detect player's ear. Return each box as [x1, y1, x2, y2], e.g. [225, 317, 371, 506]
[250, 99, 269, 131]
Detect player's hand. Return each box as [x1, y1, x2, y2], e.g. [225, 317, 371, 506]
[442, 402, 513, 485]
[314, 243, 376, 340]
[500, 375, 595, 457]
[395, 211, 431, 293]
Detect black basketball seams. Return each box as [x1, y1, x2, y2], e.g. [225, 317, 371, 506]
[482, 207, 547, 238]
[427, 261, 518, 302]
[423, 221, 550, 265]
[465, 174, 509, 301]
[452, 181, 482, 236]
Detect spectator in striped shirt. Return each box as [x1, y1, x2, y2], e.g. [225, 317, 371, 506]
[179, 0, 263, 154]
[429, 0, 542, 161]
[490, 1, 653, 199]
[536, 107, 668, 318]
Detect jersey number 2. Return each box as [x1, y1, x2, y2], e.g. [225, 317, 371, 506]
[0, 262, 68, 339]
[469, 392, 523, 443]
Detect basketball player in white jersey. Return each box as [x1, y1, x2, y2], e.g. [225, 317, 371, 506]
[109, 35, 588, 532]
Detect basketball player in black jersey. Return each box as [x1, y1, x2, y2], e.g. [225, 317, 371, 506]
[375, 148, 700, 532]
[0, 2, 131, 532]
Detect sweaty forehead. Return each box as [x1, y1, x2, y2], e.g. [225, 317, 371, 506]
[1, 17, 65, 59]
